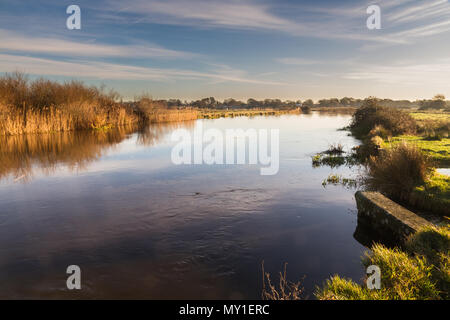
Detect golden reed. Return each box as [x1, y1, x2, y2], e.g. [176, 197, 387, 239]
[0, 73, 198, 135]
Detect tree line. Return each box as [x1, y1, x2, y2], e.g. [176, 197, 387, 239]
[157, 96, 449, 110]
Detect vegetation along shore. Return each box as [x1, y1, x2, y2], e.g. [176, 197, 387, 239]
[265, 97, 449, 300]
[3, 73, 448, 136]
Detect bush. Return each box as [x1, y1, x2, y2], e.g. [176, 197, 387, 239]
[300, 105, 311, 113]
[369, 125, 392, 139]
[351, 98, 417, 137]
[365, 143, 435, 201]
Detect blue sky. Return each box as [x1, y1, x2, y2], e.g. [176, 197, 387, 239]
[1, 0, 450, 100]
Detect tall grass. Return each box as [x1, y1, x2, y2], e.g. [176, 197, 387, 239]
[133, 95, 198, 123]
[365, 142, 435, 202]
[261, 262, 303, 300]
[316, 225, 450, 300]
[0, 73, 139, 135]
[262, 225, 449, 300]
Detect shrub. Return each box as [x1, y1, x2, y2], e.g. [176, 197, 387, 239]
[323, 143, 344, 155]
[417, 119, 449, 140]
[369, 125, 392, 139]
[350, 98, 417, 137]
[365, 142, 435, 201]
[300, 105, 311, 113]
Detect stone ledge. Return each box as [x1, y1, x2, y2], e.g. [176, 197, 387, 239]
[355, 191, 433, 244]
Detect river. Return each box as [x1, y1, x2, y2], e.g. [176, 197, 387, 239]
[0, 112, 367, 299]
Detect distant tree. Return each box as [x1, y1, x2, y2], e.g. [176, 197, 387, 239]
[329, 98, 340, 107]
[167, 99, 183, 107]
[339, 97, 354, 107]
[284, 100, 297, 108]
[419, 94, 446, 110]
[302, 99, 314, 108]
[247, 98, 260, 108]
[224, 98, 238, 107]
[317, 99, 339, 107]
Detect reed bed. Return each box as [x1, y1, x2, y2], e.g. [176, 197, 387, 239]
[132, 96, 198, 123]
[0, 73, 141, 135]
[0, 102, 140, 135]
[146, 109, 198, 123]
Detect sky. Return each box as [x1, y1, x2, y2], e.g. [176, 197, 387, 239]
[1, 0, 450, 101]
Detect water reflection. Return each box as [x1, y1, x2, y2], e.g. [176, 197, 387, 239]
[353, 215, 398, 249]
[0, 121, 195, 182]
[0, 113, 367, 299]
[136, 120, 195, 146]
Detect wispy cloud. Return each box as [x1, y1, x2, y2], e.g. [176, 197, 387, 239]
[100, 0, 450, 46]
[343, 59, 450, 86]
[276, 58, 322, 66]
[104, 0, 302, 32]
[0, 54, 285, 85]
[386, 0, 449, 23]
[0, 29, 197, 59]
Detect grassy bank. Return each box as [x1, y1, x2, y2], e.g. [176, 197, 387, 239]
[263, 224, 450, 300]
[304, 99, 450, 300]
[310, 106, 356, 114]
[344, 99, 449, 217]
[383, 135, 449, 167]
[411, 173, 450, 217]
[316, 224, 450, 300]
[198, 108, 299, 119]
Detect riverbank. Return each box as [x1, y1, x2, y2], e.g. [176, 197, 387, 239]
[0, 73, 302, 136]
[314, 100, 450, 218]
[313, 99, 450, 300]
[358, 106, 449, 217]
[264, 102, 449, 300]
[198, 108, 300, 119]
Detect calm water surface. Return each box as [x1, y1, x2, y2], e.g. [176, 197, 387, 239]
[0, 113, 367, 299]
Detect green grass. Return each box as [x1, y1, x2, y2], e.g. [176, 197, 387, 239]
[410, 112, 450, 122]
[316, 225, 450, 300]
[383, 135, 450, 167]
[411, 173, 450, 216]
